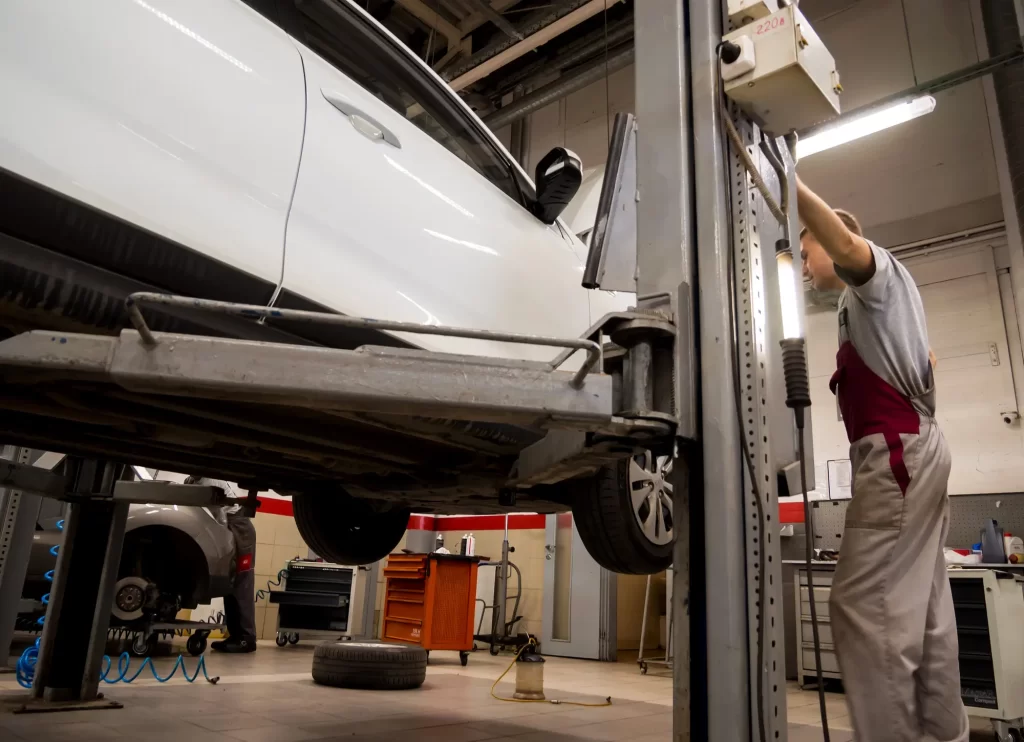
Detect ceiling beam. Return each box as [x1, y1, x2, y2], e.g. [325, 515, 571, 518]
[394, 0, 464, 50]
[448, 0, 623, 92]
[463, 0, 522, 40]
[458, 0, 519, 35]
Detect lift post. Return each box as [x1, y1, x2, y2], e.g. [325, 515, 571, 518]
[631, 0, 809, 739]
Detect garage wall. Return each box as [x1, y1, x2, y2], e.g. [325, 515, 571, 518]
[508, 0, 1000, 245]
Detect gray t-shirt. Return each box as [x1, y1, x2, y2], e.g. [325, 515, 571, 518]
[835, 241, 934, 415]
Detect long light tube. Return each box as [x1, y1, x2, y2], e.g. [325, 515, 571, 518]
[797, 95, 936, 159]
[776, 249, 802, 340]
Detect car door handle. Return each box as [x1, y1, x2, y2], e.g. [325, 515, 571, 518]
[322, 90, 401, 149]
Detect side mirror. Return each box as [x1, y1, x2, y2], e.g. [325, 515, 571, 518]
[532, 147, 583, 225]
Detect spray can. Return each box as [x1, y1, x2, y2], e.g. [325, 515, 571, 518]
[981, 519, 1006, 563]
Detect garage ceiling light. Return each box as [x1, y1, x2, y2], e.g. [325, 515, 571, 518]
[797, 95, 936, 159]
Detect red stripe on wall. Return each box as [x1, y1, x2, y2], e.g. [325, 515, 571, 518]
[255, 500, 548, 531]
[779, 501, 805, 524]
[257, 496, 294, 517]
[431, 514, 547, 531]
[407, 514, 436, 531]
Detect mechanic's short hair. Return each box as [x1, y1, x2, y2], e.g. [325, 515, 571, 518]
[800, 209, 863, 239]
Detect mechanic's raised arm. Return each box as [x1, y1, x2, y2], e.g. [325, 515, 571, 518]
[797, 175, 875, 283]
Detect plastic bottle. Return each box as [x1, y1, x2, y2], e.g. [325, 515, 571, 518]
[466, 533, 476, 556]
[981, 519, 1006, 563]
[1007, 535, 1024, 563]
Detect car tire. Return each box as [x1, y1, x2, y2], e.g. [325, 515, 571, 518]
[571, 453, 677, 575]
[292, 492, 409, 565]
[312, 642, 427, 690]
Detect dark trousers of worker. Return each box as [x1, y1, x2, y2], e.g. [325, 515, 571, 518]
[829, 417, 968, 742]
[225, 512, 257, 643]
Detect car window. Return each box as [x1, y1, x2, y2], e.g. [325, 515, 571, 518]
[244, 0, 523, 205]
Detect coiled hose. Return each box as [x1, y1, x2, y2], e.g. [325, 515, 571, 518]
[255, 569, 288, 602]
[16, 521, 62, 688]
[16, 519, 217, 688]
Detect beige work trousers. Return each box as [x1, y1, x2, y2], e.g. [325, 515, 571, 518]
[829, 418, 969, 742]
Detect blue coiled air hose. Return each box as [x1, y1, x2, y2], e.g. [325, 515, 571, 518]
[16, 519, 217, 688]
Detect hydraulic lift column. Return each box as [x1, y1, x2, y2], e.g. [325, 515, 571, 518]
[632, 2, 698, 738]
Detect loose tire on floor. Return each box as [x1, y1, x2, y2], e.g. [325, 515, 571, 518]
[312, 642, 427, 690]
[292, 491, 409, 565]
[571, 455, 677, 575]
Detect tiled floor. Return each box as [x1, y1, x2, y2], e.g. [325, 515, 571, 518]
[0, 642, 999, 740]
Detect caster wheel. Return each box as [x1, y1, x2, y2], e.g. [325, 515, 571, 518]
[640, 663, 648, 675]
[489, 645, 500, 656]
[288, 633, 300, 645]
[1009, 730, 1023, 742]
[275, 634, 288, 647]
[186, 633, 207, 656]
[460, 651, 469, 667]
[130, 633, 155, 657]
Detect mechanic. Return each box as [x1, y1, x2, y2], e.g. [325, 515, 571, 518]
[797, 176, 968, 742]
[186, 476, 258, 654]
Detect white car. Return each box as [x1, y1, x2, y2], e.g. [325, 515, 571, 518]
[0, 0, 672, 573]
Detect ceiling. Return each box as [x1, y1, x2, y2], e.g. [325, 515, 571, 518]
[796, 0, 1003, 246]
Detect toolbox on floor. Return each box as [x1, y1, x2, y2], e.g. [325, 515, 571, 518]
[269, 560, 357, 645]
[382, 553, 481, 666]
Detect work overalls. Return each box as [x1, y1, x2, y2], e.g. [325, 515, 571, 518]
[828, 329, 968, 741]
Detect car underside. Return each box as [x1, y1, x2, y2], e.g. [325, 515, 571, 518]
[0, 170, 573, 515]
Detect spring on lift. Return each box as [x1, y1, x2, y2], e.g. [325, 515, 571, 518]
[16, 519, 218, 688]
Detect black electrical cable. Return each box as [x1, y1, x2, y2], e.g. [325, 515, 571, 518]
[797, 415, 830, 742]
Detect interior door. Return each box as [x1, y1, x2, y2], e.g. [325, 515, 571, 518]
[541, 513, 616, 660]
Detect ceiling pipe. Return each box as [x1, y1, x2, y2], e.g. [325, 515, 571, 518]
[493, 19, 634, 97]
[463, 0, 522, 40]
[394, 0, 463, 52]
[483, 44, 634, 130]
[446, 0, 624, 92]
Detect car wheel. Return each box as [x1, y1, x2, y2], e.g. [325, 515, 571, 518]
[292, 492, 409, 565]
[571, 452, 676, 574]
[312, 642, 427, 690]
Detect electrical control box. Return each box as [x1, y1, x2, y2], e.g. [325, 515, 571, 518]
[722, 4, 841, 134]
[727, 0, 779, 29]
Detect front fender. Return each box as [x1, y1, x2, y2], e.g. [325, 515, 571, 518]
[125, 504, 236, 600]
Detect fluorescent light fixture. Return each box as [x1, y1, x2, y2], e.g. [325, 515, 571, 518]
[776, 250, 802, 340]
[132, 466, 154, 481]
[797, 95, 936, 159]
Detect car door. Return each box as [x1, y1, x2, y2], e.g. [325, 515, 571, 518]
[278, 1, 591, 362]
[0, 0, 305, 290]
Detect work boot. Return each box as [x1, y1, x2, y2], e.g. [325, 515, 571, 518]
[211, 637, 256, 653]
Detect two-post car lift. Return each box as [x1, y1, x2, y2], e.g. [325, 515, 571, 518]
[0, 1, 808, 738]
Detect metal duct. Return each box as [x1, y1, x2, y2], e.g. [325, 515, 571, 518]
[493, 19, 634, 96]
[483, 45, 635, 130]
[982, 2, 1024, 245]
